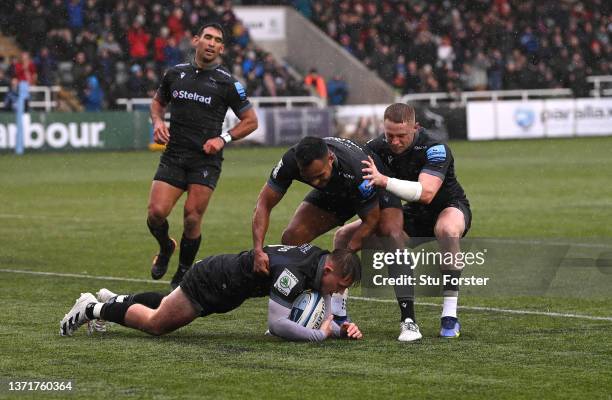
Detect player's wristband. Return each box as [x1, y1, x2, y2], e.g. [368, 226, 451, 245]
[386, 178, 423, 202]
[220, 131, 233, 144]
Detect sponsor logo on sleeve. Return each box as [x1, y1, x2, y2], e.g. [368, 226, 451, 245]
[358, 180, 375, 198]
[426, 145, 447, 163]
[234, 81, 247, 100]
[274, 269, 299, 296]
[272, 159, 283, 179]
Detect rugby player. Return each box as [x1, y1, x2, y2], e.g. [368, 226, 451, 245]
[336, 103, 471, 341]
[60, 245, 363, 342]
[252, 136, 382, 321]
[147, 22, 257, 289]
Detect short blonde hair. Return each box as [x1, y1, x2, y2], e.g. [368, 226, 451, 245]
[384, 103, 415, 124]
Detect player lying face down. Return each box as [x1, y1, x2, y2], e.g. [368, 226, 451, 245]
[60, 245, 362, 342]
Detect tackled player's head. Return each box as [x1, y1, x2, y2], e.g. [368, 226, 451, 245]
[295, 136, 334, 189]
[193, 22, 225, 66]
[320, 249, 362, 295]
[383, 103, 418, 154]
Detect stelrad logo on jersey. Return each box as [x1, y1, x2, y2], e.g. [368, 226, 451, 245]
[172, 89, 212, 105]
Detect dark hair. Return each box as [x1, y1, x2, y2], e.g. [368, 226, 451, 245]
[295, 136, 329, 168]
[197, 22, 225, 42]
[384, 103, 415, 124]
[329, 249, 362, 285]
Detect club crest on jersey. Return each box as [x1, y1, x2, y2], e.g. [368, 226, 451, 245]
[426, 145, 446, 163]
[180, 72, 186, 79]
[275, 269, 298, 296]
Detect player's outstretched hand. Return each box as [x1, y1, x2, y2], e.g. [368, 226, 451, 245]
[153, 120, 170, 144]
[253, 249, 270, 275]
[362, 156, 388, 188]
[203, 137, 225, 154]
[341, 322, 363, 340]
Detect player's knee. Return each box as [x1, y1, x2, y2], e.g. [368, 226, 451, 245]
[147, 203, 168, 222]
[378, 224, 404, 241]
[281, 227, 302, 245]
[333, 227, 351, 248]
[434, 223, 463, 239]
[183, 210, 203, 233]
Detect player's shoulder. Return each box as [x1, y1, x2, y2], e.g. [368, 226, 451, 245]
[366, 134, 387, 152]
[211, 65, 238, 82]
[416, 129, 451, 162]
[167, 63, 192, 73]
[324, 136, 365, 155]
[161, 63, 192, 78]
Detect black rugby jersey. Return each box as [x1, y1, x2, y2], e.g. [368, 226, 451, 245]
[193, 244, 328, 308]
[156, 61, 252, 154]
[366, 129, 468, 211]
[267, 137, 378, 213]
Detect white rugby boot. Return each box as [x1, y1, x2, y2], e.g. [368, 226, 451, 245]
[398, 318, 423, 342]
[60, 293, 97, 336]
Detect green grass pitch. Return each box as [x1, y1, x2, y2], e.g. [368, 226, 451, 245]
[1, 137, 611, 399]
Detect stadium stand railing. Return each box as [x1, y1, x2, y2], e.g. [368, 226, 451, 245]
[0, 85, 61, 112]
[398, 88, 575, 106]
[587, 76, 612, 97]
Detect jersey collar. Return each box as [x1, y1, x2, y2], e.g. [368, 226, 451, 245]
[190, 59, 221, 72]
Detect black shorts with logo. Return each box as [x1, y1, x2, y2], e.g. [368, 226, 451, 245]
[403, 199, 472, 245]
[153, 150, 222, 191]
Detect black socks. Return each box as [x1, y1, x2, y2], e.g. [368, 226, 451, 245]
[147, 219, 173, 253]
[397, 298, 416, 322]
[179, 234, 201, 267]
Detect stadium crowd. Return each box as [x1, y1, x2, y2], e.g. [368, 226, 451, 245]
[0, 0, 310, 110]
[1, 0, 609, 110]
[251, 0, 611, 96]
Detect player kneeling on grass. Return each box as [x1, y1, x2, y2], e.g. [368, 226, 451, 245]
[60, 245, 362, 342]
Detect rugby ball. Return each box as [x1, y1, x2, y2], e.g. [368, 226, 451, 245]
[289, 291, 326, 329]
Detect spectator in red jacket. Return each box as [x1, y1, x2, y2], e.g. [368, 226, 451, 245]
[127, 20, 150, 63]
[13, 52, 37, 85]
[304, 68, 327, 99]
[154, 27, 170, 73]
[167, 8, 185, 43]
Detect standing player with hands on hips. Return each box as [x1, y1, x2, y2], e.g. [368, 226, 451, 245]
[147, 22, 257, 289]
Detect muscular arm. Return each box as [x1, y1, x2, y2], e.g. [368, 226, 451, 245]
[228, 107, 258, 140]
[251, 184, 284, 274]
[347, 204, 380, 251]
[363, 156, 443, 204]
[150, 96, 169, 144]
[252, 184, 284, 251]
[416, 172, 443, 204]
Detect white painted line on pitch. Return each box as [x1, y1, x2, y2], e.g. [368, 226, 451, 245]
[2, 268, 611, 322]
[349, 296, 612, 321]
[0, 213, 142, 223]
[476, 238, 612, 249]
[0, 268, 169, 285]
